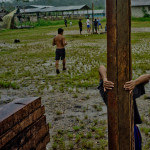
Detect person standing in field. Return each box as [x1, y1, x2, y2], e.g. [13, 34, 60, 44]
[64, 18, 67, 27]
[70, 21, 72, 26]
[98, 65, 150, 150]
[78, 19, 83, 35]
[105, 24, 107, 32]
[86, 18, 91, 33]
[94, 19, 98, 34]
[97, 18, 102, 30]
[52, 28, 67, 74]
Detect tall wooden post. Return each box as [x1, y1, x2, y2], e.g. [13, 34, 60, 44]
[92, 3, 94, 34]
[107, 0, 134, 150]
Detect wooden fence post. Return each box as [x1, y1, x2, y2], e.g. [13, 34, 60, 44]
[92, 3, 94, 34]
[107, 0, 134, 149]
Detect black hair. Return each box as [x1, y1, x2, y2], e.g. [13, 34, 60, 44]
[58, 28, 64, 34]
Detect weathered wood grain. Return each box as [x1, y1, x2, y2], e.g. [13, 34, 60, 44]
[0, 106, 45, 149]
[0, 97, 41, 136]
[1, 115, 46, 150]
[36, 134, 50, 150]
[20, 124, 49, 150]
[106, 0, 119, 149]
[107, 0, 134, 149]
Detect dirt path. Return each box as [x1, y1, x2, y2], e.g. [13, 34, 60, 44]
[47, 27, 150, 36]
[132, 27, 150, 33]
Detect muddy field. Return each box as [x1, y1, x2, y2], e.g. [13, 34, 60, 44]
[0, 23, 150, 150]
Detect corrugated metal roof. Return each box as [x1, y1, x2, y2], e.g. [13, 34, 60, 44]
[24, 5, 53, 9]
[20, 8, 42, 13]
[44, 5, 90, 12]
[131, 0, 150, 6]
[20, 5, 90, 14]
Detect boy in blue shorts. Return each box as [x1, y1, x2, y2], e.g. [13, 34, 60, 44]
[86, 18, 91, 33]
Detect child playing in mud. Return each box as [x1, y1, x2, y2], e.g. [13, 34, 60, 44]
[52, 28, 67, 74]
[98, 65, 150, 150]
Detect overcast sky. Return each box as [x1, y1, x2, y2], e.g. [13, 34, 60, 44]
[0, 0, 34, 2]
[0, 0, 12, 2]
[0, 0, 13, 2]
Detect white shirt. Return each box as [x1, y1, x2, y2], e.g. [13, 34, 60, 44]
[86, 19, 90, 25]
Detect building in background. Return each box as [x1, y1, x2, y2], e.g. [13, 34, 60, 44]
[63, 10, 105, 18]
[131, 0, 150, 17]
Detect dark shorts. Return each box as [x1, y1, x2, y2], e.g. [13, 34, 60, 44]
[55, 48, 65, 60]
[87, 25, 90, 28]
[95, 26, 97, 30]
[97, 80, 108, 106]
[80, 27, 82, 32]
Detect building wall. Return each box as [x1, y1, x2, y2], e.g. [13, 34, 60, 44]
[132, 6, 150, 17]
[85, 14, 105, 18]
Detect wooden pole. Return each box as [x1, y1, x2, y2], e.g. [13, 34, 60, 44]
[104, 0, 106, 17]
[92, 3, 94, 34]
[107, 0, 134, 150]
[87, 8, 88, 18]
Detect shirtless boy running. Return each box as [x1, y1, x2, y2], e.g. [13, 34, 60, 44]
[52, 28, 67, 74]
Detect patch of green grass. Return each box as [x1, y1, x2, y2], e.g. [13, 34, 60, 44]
[86, 132, 92, 139]
[57, 130, 65, 135]
[144, 94, 148, 99]
[81, 139, 94, 149]
[100, 120, 107, 125]
[52, 141, 57, 149]
[0, 48, 17, 56]
[94, 119, 98, 125]
[0, 71, 14, 79]
[84, 115, 88, 120]
[132, 17, 150, 22]
[67, 133, 73, 140]
[83, 107, 86, 112]
[90, 126, 96, 132]
[79, 131, 85, 138]
[96, 127, 105, 138]
[76, 117, 80, 122]
[57, 137, 66, 149]
[72, 93, 78, 98]
[80, 123, 85, 129]
[75, 134, 81, 143]
[56, 110, 63, 115]
[85, 94, 90, 100]
[16, 19, 79, 28]
[68, 142, 74, 150]
[0, 80, 19, 89]
[93, 104, 102, 111]
[140, 127, 150, 136]
[49, 123, 52, 129]
[132, 19, 150, 27]
[73, 126, 81, 132]
[99, 139, 108, 150]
